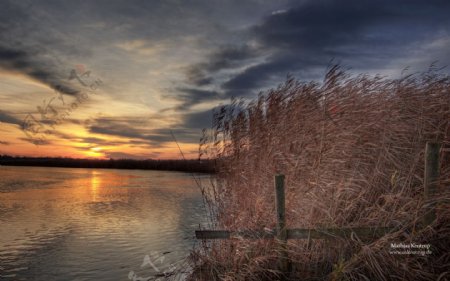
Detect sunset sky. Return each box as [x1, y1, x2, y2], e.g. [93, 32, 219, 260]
[1, 0, 449, 159]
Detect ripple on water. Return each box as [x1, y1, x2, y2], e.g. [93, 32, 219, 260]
[0, 167, 209, 281]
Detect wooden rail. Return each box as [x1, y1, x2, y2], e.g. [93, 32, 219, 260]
[195, 226, 393, 240]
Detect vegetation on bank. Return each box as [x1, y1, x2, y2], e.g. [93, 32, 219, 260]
[0, 155, 215, 173]
[190, 66, 449, 280]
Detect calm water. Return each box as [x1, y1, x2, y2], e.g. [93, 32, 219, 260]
[0, 166, 209, 281]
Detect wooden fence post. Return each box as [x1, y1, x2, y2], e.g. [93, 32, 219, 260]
[275, 174, 289, 276]
[424, 142, 440, 225]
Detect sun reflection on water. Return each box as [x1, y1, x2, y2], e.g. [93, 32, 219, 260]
[90, 170, 101, 202]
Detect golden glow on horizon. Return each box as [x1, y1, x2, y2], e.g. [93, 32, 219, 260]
[85, 150, 104, 159]
[0, 67, 203, 160]
[0, 123, 200, 159]
[1, 90, 202, 160]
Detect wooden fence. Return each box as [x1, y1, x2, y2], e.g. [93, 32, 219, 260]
[195, 142, 442, 276]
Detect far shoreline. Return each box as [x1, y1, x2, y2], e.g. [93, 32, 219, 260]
[0, 155, 215, 174]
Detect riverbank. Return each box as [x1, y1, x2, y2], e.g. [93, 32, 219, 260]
[0, 155, 215, 173]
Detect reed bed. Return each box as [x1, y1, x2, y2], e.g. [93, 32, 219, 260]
[190, 66, 450, 281]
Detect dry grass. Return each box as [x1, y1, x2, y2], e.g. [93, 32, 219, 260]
[190, 66, 450, 281]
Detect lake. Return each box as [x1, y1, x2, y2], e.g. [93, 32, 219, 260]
[0, 166, 209, 281]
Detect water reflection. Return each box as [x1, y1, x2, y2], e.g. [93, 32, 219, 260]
[90, 170, 101, 202]
[0, 166, 208, 281]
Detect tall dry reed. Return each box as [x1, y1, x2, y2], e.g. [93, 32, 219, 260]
[191, 66, 450, 281]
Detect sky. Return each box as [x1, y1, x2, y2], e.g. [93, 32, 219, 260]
[1, 0, 449, 159]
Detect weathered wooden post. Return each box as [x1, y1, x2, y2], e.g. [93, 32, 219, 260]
[275, 174, 289, 276]
[424, 142, 440, 225]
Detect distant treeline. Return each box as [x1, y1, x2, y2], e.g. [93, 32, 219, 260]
[0, 155, 215, 173]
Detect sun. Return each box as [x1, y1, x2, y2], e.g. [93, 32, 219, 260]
[85, 147, 104, 158]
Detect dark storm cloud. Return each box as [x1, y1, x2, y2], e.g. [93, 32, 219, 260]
[182, 0, 450, 102]
[239, 0, 449, 86]
[185, 44, 264, 86]
[221, 54, 317, 93]
[254, 1, 392, 49]
[168, 88, 221, 110]
[179, 44, 272, 106]
[252, 0, 450, 60]
[181, 109, 214, 130]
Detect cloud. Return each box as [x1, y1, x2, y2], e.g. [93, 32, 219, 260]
[166, 88, 221, 111]
[103, 151, 160, 160]
[89, 123, 149, 141]
[85, 116, 193, 145]
[80, 137, 127, 146]
[254, 0, 450, 51]
[271, 9, 287, 15]
[0, 110, 22, 126]
[87, 123, 176, 144]
[244, 0, 450, 81]
[177, 44, 271, 109]
[85, 110, 214, 145]
[0, 45, 80, 96]
[47, 130, 131, 147]
[185, 44, 264, 86]
[222, 56, 293, 92]
[184, 0, 450, 102]
[181, 108, 214, 130]
[18, 137, 52, 146]
[0, 1, 95, 97]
